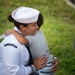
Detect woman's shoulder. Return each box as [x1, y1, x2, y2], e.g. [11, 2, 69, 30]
[2, 34, 20, 45]
[5, 34, 17, 41]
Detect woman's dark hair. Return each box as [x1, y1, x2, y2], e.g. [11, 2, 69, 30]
[8, 15, 28, 29]
[37, 13, 44, 28]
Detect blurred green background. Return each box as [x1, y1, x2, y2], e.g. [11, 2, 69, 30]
[0, 0, 75, 75]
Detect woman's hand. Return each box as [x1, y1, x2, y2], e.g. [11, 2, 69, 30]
[52, 58, 58, 73]
[33, 56, 47, 70]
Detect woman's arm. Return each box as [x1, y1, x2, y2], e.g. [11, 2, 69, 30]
[5, 29, 28, 44]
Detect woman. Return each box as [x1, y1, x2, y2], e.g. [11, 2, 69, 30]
[5, 13, 58, 75]
[0, 6, 47, 75]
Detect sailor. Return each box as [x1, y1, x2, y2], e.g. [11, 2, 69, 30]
[0, 6, 47, 75]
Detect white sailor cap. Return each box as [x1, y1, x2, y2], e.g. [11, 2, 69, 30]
[12, 7, 40, 23]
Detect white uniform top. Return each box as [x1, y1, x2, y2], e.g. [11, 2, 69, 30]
[0, 34, 35, 75]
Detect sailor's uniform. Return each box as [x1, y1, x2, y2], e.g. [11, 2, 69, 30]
[0, 34, 35, 75]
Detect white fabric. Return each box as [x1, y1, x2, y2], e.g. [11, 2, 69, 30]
[0, 34, 6, 39]
[12, 7, 39, 23]
[0, 34, 33, 75]
[0, 43, 4, 75]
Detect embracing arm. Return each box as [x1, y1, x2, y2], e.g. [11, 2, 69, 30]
[5, 29, 28, 44]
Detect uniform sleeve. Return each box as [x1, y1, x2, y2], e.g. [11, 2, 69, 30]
[2, 45, 35, 75]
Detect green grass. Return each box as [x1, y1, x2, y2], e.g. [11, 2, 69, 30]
[0, 0, 75, 75]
